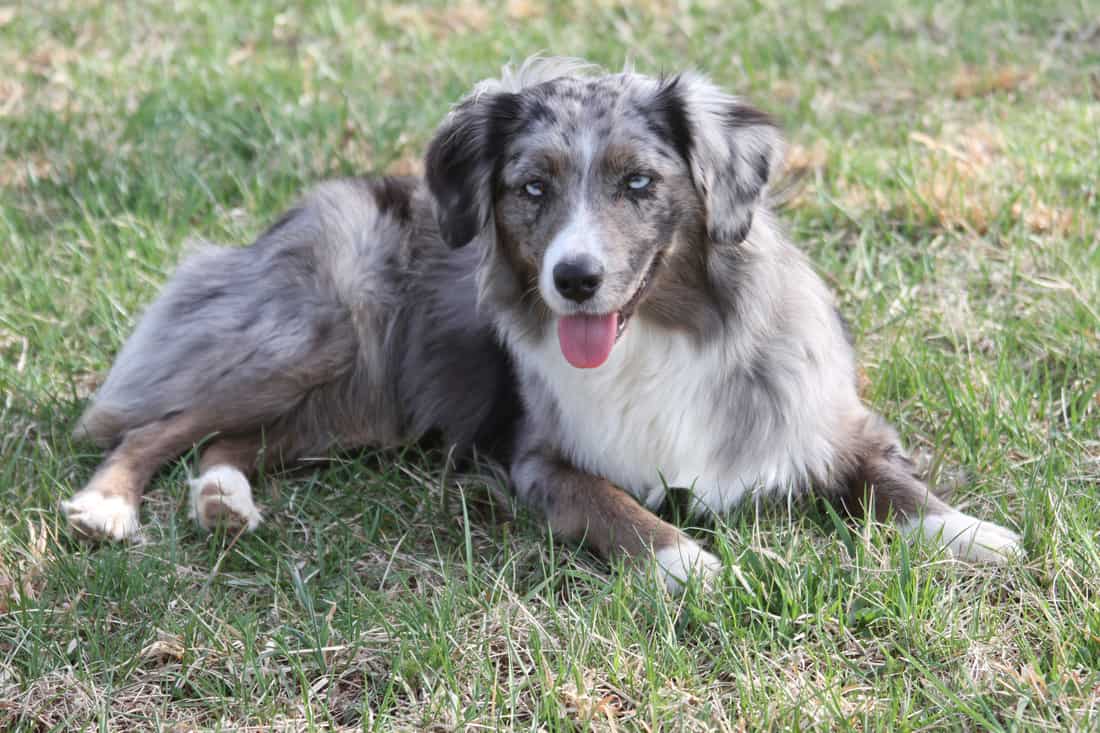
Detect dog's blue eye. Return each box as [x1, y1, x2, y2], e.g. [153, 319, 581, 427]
[627, 175, 651, 191]
[524, 181, 544, 197]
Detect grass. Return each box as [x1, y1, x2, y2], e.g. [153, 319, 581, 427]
[1, 0, 1098, 729]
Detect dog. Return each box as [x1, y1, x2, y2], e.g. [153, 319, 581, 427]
[62, 58, 1023, 590]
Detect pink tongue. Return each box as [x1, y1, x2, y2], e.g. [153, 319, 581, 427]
[557, 313, 619, 369]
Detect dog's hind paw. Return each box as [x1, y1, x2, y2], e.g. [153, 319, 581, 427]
[902, 510, 1024, 564]
[61, 490, 142, 542]
[654, 538, 721, 593]
[188, 466, 262, 533]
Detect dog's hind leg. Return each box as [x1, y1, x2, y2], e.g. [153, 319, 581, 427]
[67, 185, 382, 539]
[512, 449, 721, 593]
[188, 433, 270, 533]
[838, 412, 1024, 563]
[62, 412, 212, 541]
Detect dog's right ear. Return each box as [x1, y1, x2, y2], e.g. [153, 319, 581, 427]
[425, 91, 522, 248]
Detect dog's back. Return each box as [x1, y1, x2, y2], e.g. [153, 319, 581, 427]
[77, 176, 513, 458]
[65, 174, 517, 540]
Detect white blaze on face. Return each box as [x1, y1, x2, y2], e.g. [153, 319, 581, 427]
[538, 202, 605, 312]
[538, 129, 605, 312]
[537, 131, 625, 370]
[542, 204, 622, 369]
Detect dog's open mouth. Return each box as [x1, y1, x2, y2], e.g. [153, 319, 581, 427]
[556, 254, 661, 369]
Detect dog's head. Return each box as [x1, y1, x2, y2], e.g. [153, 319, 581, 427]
[425, 58, 782, 368]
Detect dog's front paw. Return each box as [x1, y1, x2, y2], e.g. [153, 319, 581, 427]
[903, 510, 1024, 564]
[188, 466, 262, 533]
[654, 538, 721, 593]
[61, 490, 141, 542]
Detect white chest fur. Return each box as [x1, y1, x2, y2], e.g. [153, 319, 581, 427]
[511, 320, 840, 515]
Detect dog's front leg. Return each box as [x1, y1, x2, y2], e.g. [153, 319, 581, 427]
[511, 449, 720, 592]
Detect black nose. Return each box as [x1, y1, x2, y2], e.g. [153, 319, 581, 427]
[553, 257, 604, 303]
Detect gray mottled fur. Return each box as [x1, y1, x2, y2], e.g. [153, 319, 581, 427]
[423, 58, 1021, 570]
[78, 178, 512, 461]
[68, 57, 1021, 576]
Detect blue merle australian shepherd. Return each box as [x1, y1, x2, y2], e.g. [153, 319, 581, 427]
[63, 58, 1022, 590]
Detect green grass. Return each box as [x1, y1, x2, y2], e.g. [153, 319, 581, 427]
[2, 0, 1098, 729]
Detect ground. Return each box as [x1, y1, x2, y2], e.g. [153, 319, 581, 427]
[1, 1, 1098, 730]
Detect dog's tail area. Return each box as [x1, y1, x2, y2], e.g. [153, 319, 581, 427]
[74, 205, 360, 448]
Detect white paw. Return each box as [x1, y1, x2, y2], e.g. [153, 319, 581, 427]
[61, 491, 141, 541]
[188, 466, 262, 532]
[654, 538, 722, 593]
[902, 510, 1024, 563]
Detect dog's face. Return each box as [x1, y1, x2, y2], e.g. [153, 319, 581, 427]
[426, 61, 782, 367]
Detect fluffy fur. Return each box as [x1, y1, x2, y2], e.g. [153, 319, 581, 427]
[64, 58, 1023, 590]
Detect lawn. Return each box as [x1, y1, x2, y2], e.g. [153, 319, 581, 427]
[1, 0, 1098, 730]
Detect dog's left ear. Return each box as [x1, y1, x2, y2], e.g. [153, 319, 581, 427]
[424, 90, 522, 248]
[653, 73, 783, 245]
